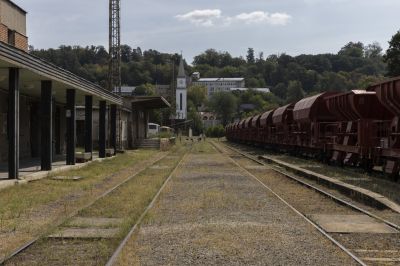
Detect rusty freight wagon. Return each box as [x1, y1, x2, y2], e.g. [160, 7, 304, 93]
[325, 90, 393, 170]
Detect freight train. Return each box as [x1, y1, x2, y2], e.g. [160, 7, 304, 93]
[226, 77, 400, 181]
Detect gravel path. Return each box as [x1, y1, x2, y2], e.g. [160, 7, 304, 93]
[116, 142, 356, 265]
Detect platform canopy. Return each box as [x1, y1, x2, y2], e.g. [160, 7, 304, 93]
[126, 96, 171, 109]
[0, 42, 122, 106]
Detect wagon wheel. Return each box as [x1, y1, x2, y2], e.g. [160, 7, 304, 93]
[383, 159, 400, 182]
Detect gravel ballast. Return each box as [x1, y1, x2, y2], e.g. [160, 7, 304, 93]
[116, 142, 356, 265]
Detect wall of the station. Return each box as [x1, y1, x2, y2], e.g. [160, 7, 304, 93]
[0, 91, 67, 162]
[131, 108, 148, 147]
[76, 108, 130, 150]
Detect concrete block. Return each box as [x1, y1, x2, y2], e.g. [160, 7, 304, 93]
[311, 214, 398, 234]
[48, 228, 119, 239]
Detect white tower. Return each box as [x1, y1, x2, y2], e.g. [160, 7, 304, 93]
[176, 56, 187, 120]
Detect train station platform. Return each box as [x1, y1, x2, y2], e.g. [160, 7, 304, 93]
[0, 153, 113, 189]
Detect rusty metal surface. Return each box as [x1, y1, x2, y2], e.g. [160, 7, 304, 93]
[251, 114, 261, 127]
[326, 90, 393, 121]
[259, 110, 275, 127]
[293, 92, 337, 122]
[272, 103, 294, 125]
[368, 77, 400, 119]
[243, 116, 253, 129]
[238, 119, 246, 129]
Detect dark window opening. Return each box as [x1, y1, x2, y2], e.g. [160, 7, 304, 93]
[7, 30, 15, 46]
[180, 93, 183, 111]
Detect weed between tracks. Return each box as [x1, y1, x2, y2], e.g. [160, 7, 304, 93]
[226, 141, 400, 205]
[5, 142, 190, 266]
[0, 149, 162, 261]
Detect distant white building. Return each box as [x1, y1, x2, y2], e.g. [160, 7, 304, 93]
[192, 78, 245, 97]
[230, 88, 271, 93]
[200, 112, 221, 129]
[113, 86, 136, 96]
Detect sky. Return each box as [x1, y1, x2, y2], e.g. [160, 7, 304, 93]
[13, 0, 400, 64]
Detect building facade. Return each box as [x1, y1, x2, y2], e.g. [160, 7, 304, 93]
[192, 78, 245, 97]
[0, 0, 122, 180]
[0, 0, 28, 51]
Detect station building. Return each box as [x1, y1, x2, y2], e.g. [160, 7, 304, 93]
[0, 0, 168, 180]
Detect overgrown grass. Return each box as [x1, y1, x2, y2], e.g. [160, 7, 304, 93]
[0, 149, 162, 260]
[191, 140, 218, 154]
[5, 142, 190, 265]
[226, 141, 400, 204]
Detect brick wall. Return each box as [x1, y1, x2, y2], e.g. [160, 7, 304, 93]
[0, 23, 28, 52]
[0, 24, 7, 43]
[14, 31, 28, 52]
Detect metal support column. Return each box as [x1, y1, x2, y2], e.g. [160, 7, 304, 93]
[110, 104, 117, 155]
[85, 95, 93, 154]
[8, 68, 19, 179]
[41, 80, 52, 170]
[99, 101, 106, 158]
[66, 89, 76, 165]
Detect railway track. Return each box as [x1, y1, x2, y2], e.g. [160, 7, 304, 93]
[1, 146, 190, 266]
[105, 151, 189, 265]
[212, 141, 400, 266]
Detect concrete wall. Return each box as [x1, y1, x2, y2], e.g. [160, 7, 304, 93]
[0, 91, 69, 162]
[0, 90, 8, 161]
[76, 107, 130, 150]
[131, 108, 148, 147]
[117, 110, 130, 149]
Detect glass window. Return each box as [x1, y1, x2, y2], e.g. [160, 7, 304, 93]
[7, 30, 15, 46]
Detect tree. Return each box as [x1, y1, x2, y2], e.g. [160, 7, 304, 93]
[365, 42, 383, 58]
[246, 48, 255, 64]
[271, 83, 287, 99]
[209, 92, 238, 126]
[187, 101, 203, 135]
[135, 83, 155, 96]
[187, 85, 207, 110]
[121, 45, 132, 63]
[286, 81, 305, 103]
[339, 42, 364, 58]
[384, 31, 400, 77]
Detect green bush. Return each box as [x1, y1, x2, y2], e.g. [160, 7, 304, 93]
[205, 125, 225, 138]
[159, 131, 173, 139]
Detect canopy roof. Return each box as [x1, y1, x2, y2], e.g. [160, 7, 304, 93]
[127, 96, 171, 109]
[0, 42, 122, 106]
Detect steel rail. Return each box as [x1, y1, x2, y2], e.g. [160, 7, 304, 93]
[224, 142, 400, 231]
[211, 141, 367, 266]
[106, 148, 190, 265]
[0, 152, 171, 265]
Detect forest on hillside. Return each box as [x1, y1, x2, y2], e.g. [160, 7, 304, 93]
[30, 41, 387, 100]
[29, 33, 400, 130]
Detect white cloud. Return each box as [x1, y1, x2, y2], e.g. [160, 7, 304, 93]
[175, 9, 222, 27]
[175, 9, 291, 27]
[235, 11, 291, 25]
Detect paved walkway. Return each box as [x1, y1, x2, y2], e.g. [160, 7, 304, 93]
[116, 143, 356, 265]
[0, 153, 102, 180]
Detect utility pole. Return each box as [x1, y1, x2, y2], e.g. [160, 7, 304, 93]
[109, 0, 121, 93]
[109, 0, 122, 150]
